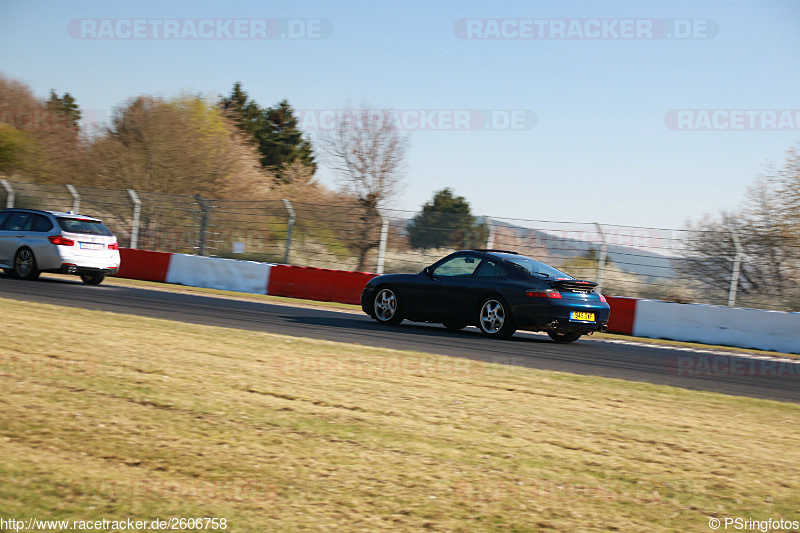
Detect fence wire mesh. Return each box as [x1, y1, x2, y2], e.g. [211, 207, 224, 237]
[2, 179, 798, 312]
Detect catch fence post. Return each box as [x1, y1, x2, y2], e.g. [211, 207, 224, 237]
[594, 223, 608, 292]
[195, 195, 209, 256]
[728, 233, 743, 307]
[127, 189, 141, 249]
[484, 217, 495, 249]
[282, 199, 295, 264]
[66, 184, 80, 212]
[376, 213, 389, 275]
[0, 180, 14, 208]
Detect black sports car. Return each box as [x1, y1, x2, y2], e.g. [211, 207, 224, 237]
[361, 249, 610, 343]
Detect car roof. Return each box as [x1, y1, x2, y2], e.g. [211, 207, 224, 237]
[462, 249, 528, 261]
[0, 208, 102, 222]
[467, 249, 519, 255]
[460, 249, 549, 265]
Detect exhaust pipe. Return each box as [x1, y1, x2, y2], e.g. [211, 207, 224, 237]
[600, 325, 608, 333]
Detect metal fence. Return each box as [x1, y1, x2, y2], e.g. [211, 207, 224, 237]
[2, 179, 798, 312]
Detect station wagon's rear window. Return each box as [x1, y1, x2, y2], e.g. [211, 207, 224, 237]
[57, 217, 113, 236]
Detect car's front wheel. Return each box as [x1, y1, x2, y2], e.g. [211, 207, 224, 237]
[14, 248, 40, 280]
[547, 331, 582, 343]
[80, 272, 106, 285]
[373, 287, 403, 325]
[477, 297, 516, 339]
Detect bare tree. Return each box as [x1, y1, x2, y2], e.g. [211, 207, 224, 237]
[319, 103, 409, 271]
[680, 142, 800, 310]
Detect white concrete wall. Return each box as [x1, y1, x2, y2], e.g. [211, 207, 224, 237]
[165, 254, 272, 295]
[633, 300, 800, 354]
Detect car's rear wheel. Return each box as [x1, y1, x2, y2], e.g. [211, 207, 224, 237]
[477, 297, 516, 339]
[80, 272, 106, 285]
[14, 248, 40, 280]
[373, 287, 403, 325]
[442, 321, 467, 331]
[547, 331, 582, 343]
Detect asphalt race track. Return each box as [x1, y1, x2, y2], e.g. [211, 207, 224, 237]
[2, 274, 798, 404]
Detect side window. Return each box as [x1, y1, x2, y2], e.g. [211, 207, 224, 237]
[0, 211, 11, 230]
[432, 255, 482, 277]
[5, 212, 32, 231]
[32, 215, 54, 232]
[474, 259, 507, 279]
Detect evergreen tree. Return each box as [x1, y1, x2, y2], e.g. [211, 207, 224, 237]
[46, 90, 81, 129]
[221, 84, 316, 185]
[259, 99, 316, 184]
[220, 82, 263, 139]
[407, 188, 484, 249]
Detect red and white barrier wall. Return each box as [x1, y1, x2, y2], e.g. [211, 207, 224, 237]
[115, 249, 800, 354]
[115, 249, 376, 304]
[605, 296, 799, 354]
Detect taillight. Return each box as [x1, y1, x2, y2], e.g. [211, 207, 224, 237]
[49, 235, 75, 246]
[525, 289, 563, 299]
[108, 242, 119, 250]
[598, 294, 607, 303]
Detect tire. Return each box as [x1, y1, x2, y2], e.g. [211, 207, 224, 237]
[547, 331, 582, 343]
[373, 287, 403, 325]
[80, 272, 106, 285]
[442, 321, 467, 331]
[14, 248, 40, 280]
[477, 297, 516, 339]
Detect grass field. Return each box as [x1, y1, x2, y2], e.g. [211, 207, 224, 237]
[1, 296, 799, 532]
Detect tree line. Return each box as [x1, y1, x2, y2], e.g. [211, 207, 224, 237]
[0, 76, 323, 199]
[0, 74, 483, 269]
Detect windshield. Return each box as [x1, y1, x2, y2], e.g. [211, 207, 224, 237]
[57, 217, 113, 236]
[498, 254, 572, 279]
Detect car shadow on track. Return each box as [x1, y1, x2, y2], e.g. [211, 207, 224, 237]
[282, 313, 557, 345]
[1, 274, 102, 286]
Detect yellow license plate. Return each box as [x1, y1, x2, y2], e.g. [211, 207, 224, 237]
[570, 311, 595, 322]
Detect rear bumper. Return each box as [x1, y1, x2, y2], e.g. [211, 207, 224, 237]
[58, 264, 118, 276]
[38, 247, 121, 273]
[512, 300, 611, 333]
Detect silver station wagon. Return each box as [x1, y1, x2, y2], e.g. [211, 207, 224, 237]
[0, 208, 121, 285]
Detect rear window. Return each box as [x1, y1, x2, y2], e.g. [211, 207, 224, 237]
[501, 255, 572, 279]
[57, 217, 113, 236]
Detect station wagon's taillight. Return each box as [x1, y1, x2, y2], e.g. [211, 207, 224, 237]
[526, 289, 562, 299]
[49, 235, 75, 246]
[108, 242, 119, 250]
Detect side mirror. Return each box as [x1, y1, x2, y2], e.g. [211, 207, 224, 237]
[423, 266, 434, 277]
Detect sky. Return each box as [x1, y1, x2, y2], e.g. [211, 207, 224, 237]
[1, 0, 799, 229]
